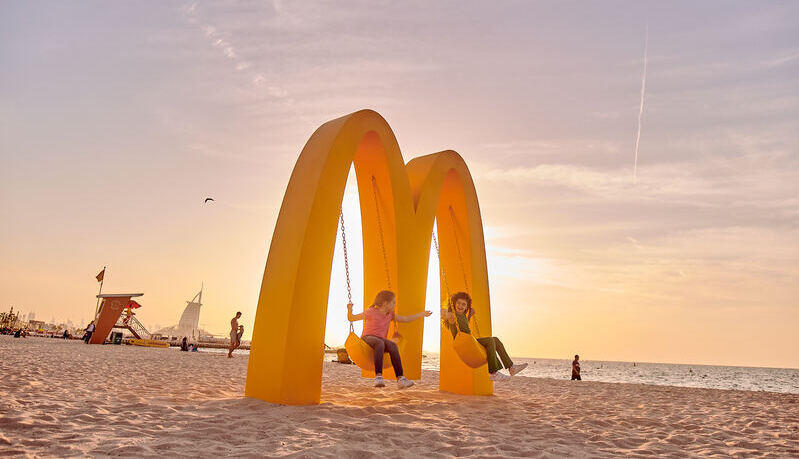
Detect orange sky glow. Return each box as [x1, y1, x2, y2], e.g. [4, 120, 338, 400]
[1, 1, 797, 368]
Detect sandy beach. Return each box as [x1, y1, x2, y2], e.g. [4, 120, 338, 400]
[1, 336, 797, 457]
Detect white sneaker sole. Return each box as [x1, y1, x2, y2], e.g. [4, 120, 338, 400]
[397, 378, 414, 389]
[509, 363, 528, 376]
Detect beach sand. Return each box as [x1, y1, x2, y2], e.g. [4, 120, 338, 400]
[1, 336, 797, 457]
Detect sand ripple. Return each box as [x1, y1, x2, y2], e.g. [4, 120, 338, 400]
[1, 336, 798, 457]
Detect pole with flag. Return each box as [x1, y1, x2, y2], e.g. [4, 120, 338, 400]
[94, 267, 106, 319]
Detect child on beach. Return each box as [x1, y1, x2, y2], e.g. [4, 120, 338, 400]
[347, 290, 432, 388]
[441, 292, 528, 381]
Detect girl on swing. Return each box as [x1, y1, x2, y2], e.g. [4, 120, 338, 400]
[347, 290, 433, 388]
[441, 291, 528, 381]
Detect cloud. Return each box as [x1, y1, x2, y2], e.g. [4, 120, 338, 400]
[626, 236, 643, 250]
[766, 49, 799, 67]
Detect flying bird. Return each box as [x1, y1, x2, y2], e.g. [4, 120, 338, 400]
[204, 197, 215, 204]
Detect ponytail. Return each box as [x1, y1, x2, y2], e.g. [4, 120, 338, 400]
[370, 290, 396, 308]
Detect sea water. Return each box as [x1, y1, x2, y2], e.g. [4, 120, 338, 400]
[420, 354, 799, 394]
[200, 347, 799, 394]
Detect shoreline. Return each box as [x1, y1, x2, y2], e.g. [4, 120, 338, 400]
[8, 334, 799, 396]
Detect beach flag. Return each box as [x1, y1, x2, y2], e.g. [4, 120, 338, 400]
[96, 268, 105, 282]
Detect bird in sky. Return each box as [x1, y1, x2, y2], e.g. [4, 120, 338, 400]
[204, 197, 214, 203]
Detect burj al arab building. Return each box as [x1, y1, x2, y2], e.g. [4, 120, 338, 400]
[176, 287, 203, 341]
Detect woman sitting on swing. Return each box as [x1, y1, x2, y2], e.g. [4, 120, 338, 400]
[441, 291, 528, 381]
[347, 290, 433, 388]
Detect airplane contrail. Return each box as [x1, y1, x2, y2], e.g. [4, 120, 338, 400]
[633, 25, 649, 180]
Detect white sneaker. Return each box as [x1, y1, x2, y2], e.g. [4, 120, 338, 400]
[509, 363, 528, 376]
[397, 376, 414, 389]
[489, 372, 510, 382]
[374, 376, 385, 387]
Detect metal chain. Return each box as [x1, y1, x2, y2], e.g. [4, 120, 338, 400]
[371, 176, 402, 338]
[339, 211, 353, 304]
[449, 206, 471, 293]
[431, 230, 451, 303]
[371, 176, 392, 290]
[439, 209, 481, 338]
[340, 211, 355, 333]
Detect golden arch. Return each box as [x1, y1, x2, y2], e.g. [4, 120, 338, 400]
[245, 110, 493, 405]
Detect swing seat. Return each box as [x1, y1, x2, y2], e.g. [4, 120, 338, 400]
[451, 331, 487, 369]
[344, 332, 405, 371]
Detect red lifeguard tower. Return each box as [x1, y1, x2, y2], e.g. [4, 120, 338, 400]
[89, 293, 148, 344]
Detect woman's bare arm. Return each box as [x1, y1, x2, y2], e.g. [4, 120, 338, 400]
[347, 303, 364, 322]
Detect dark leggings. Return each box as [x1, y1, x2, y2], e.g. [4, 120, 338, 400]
[477, 337, 514, 374]
[362, 335, 403, 377]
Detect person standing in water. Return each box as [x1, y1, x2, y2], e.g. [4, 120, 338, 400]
[571, 354, 581, 380]
[228, 312, 242, 358]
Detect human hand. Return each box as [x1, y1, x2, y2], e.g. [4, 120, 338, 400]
[347, 303, 353, 310]
[423, 310, 433, 317]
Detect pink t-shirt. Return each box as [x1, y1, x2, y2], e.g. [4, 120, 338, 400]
[361, 307, 394, 338]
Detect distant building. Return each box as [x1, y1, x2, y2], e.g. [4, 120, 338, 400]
[152, 287, 215, 341]
[177, 287, 203, 340]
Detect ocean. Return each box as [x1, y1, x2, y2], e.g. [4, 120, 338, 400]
[420, 354, 799, 394]
[199, 347, 799, 394]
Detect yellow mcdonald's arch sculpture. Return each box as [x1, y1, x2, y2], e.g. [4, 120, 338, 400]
[245, 109, 493, 405]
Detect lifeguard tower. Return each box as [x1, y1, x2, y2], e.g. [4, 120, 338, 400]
[89, 293, 148, 344]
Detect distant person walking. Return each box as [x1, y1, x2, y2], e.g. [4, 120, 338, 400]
[228, 312, 242, 358]
[571, 354, 581, 380]
[83, 321, 96, 344]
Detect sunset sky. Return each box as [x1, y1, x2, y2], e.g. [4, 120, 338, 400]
[1, 1, 797, 368]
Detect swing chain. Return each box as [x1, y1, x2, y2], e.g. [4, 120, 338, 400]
[371, 175, 392, 290]
[431, 230, 451, 304]
[372, 176, 403, 340]
[449, 206, 471, 293]
[436, 209, 482, 338]
[339, 211, 353, 306]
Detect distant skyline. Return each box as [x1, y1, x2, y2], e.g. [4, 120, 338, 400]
[1, 1, 797, 368]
